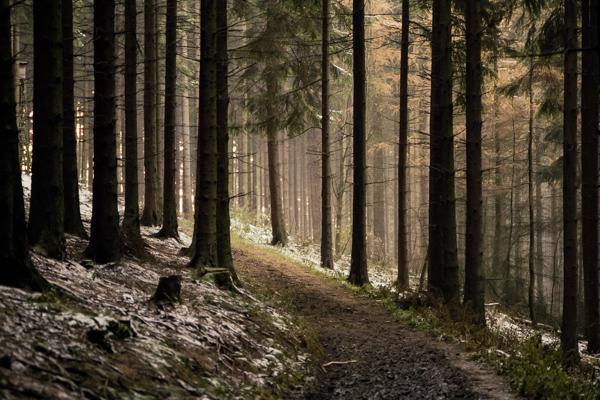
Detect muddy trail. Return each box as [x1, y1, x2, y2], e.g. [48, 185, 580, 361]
[234, 242, 516, 400]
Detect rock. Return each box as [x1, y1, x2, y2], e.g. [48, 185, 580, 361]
[151, 275, 182, 305]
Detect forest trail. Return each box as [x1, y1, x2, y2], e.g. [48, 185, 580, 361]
[233, 241, 515, 400]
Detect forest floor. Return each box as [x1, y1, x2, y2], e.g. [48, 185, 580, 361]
[232, 239, 516, 399]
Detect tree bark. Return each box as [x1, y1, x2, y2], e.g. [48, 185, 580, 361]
[190, 0, 218, 268]
[348, 0, 369, 286]
[62, 0, 86, 238]
[582, 0, 599, 353]
[562, 0, 579, 366]
[158, 0, 179, 238]
[527, 65, 536, 324]
[85, 0, 120, 263]
[121, 0, 146, 256]
[0, 0, 47, 291]
[29, 0, 66, 259]
[463, 0, 485, 325]
[267, 124, 287, 246]
[141, 0, 161, 226]
[215, 0, 239, 287]
[397, 0, 409, 288]
[427, 0, 458, 302]
[320, 0, 333, 269]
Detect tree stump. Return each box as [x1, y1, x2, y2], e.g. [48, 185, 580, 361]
[151, 275, 182, 304]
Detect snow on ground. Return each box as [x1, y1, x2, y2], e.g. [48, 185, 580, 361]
[230, 218, 396, 288]
[0, 177, 311, 399]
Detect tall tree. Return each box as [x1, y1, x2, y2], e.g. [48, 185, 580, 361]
[581, 0, 599, 353]
[397, 0, 409, 289]
[141, 0, 161, 226]
[266, 85, 287, 246]
[348, 0, 369, 286]
[561, 0, 579, 366]
[463, 0, 485, 325]
[0, 0, 47, 291]
[320, 0, 333, 269]
[28, 0, 66, 259]
[85, 0, 120, 263]
[157, 0, 179, 238]
[215, 0, 239, 287]
[190, 0, 218, 268]
[62, 0, 86, 238]
[121, 0, 145, 256]
[427, 0, 459, 302]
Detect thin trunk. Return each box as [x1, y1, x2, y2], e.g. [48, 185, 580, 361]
[267, 125, 287, 245]
[397, 0, 409, 288]
[582, 0, 599, 353]
[141, 0, 161, 226]
[562, 0, 579, 365]
[121, 0, 145, 256]
[158, 0, 178, 238]
[85, 0, 120, 263]
[527, 66, 536, 323]
[348, 0, 369, 286]
[0, 0, 47, 290]
[320, 0, 333, 268]
[62, 0, 86, 238]
[463, 0, 485, 325]
[215, 0, 239, 286]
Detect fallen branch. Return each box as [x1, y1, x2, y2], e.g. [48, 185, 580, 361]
[321, 359, 358, 368]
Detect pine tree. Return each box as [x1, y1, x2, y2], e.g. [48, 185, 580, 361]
[141, 0, 161, 226]
[561, 0, 579, 366]
[320, 0, 333, 270]
[348, 0, 369, 286]
[428, 0, 459, 302]
[215, 0, 239, 287]
[190, 0, 218, 268]
[397, 0, 409, 289]
[157, 0, 179, 238]
[121, 0, 146, 256]
[581, 0, 599, 353]
[85, 0, 120, 263]
[62, 0, 86, 238]
[0, 0, 47, 291]
[463, 0, 485, 325]
[29, 0, 66, 259]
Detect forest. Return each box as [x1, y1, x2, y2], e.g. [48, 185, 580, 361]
[2, 0, 600, 398]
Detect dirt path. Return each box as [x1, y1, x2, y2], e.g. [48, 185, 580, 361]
[234, 242, 515, 400]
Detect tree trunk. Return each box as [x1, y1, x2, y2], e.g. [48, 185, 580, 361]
[121, 0, 145, 256]
[28, 0, 65, 259]
[157, 0, 178, 238]
[582, 0, 599, 353]
[62, 0, 86, 238]
[267, 124, 287, 246]
[463, 0, 485, 325]
[348, 0, 369, 286]
[562, 0, 579, 365]
[397, 0, 409, 288]
[215, 0, 239, 287]
[141, 0, 161, 226]
[85, 0, 120, 263]
[190, 0, 218, 268]
[527, 65, 536, 324]
[0, 0, 47, 291]
[428, 0, 458, 302]
[321, 0, 333, 268]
